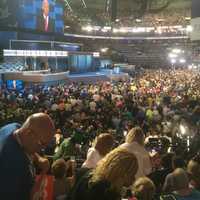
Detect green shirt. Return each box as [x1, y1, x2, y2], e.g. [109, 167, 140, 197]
[53, 138, 76, 161]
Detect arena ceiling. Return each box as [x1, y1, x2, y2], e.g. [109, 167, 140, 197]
[63, 0, 191, 28]
[65, 0, 191, 16]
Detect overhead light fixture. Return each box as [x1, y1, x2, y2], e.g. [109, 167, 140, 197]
[185, 17, 191, 20]
[171, 59, 176, 64]
[82, 25, 93, 32]
[186, 25, 193, 33]
[119, 28, 127, 33]
[172, 49, 181, 54]
[136, 19, 142, 23]
[93, 52, 100, 57]
[101, 48, 109, 53]
[101, 29, 108, 32]
[168, 53, 178, 58]
[179, 58, 186, 63]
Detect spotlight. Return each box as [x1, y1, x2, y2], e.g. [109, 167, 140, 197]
[101, 48, 108, 53]
[171, 59, 176, 64]
[179, 59, 186, 63]
[168, 53, 178, 58]
[172, 49, 181, 54]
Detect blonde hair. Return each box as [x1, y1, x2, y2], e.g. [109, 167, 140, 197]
[93, 133, 114, 156]
[126, 127, 144, 145]
[133, 177, 155, 200]
[90, 148, 138, 190]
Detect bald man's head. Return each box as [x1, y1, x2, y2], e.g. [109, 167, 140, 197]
[22, 113, 54, 133]
[18, 113, 55, 154]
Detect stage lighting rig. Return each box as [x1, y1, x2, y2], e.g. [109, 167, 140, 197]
[63, 0, 73, 12]
[137, 0, 173, 16]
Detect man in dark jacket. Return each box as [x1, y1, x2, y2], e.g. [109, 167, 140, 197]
[0, 113, 55, 200]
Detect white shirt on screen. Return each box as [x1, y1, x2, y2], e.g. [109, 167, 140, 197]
[43, 14, 49, 31]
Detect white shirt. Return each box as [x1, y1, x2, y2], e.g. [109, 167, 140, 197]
[43, 14, 49, 27]
[82, 147, 102, 169]
[120, 141, 152, 179]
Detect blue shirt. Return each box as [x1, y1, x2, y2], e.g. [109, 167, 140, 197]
[0, 123, 20, 152]
[174, 189, 200, 200]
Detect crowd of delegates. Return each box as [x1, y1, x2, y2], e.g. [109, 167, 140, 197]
[1, 69, 200, 199]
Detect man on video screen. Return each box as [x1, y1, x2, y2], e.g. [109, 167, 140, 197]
[37, 0, 54, 32]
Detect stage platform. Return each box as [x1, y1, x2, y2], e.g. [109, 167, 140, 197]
[3, 71, 70, 84]
[67, 70, 129, 83]
[2, 69, 129, 85]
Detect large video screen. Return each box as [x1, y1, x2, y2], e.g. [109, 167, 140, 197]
[6, 80, 24, 91]
[0, 0, 64, 33]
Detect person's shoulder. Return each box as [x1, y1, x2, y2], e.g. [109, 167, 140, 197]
[190, 189, 200, 197]
[138, 144, 149, 155]
[0, 123, 20, 135]
[62, 138, 71, 145]
[0, 123, 21, 151]
[165, 172, 173, 181]
[88, 147, 98, 155]
[120, 142, 131, 148]
[0, 134, 27, 171]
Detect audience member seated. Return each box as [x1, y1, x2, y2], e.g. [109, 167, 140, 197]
[120, 127, 152, 178]
[54, 129, 64, 154]
[163, 155, 186, 193]
[187, 153, 200, 191]
[53, 133, 83, 161]
[131, 177, 156, 200]
[149, 152, 174, 193]
[82, 133, 114, 169]
[171, 168, 200, 200]
[68, 148, 138, 200]
[52, 159, 72, 200]
[0, 113, 55, 200]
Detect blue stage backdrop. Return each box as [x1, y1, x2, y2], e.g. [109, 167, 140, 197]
[0, 0, 64, 33]
[69, 54, 93, 73]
